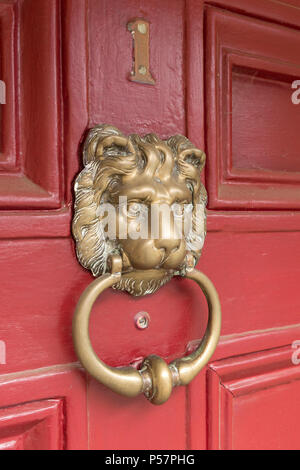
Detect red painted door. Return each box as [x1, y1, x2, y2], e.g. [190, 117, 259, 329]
[1, 0, 300, 450]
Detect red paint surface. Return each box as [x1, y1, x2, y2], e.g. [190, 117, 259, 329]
[0, 0, 299, 450]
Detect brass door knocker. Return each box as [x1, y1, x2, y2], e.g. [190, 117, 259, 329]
[72, 125, 221, 405]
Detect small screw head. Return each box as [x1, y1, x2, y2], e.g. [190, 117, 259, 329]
[139, 65, 147, 75]
[134, 311, 150, 330]
[137, 23, 147, 34]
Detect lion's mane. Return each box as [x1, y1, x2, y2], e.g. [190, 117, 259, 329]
[72, 125, 207, 295]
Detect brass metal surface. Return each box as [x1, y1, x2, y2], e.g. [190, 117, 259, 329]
[72, 124, 207, 296]
[72, 124, 221, 404]
[127, 19, 155, 85]
[72, 259, 221, 405]
[72, 255, 145, 398]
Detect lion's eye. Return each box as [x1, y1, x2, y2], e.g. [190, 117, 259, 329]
[184, 203, 193, 214]
[172, 203, 191, 218]
[127, 202, 144, 218]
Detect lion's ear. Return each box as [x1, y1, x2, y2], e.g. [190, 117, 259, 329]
[83, 125, 135, 165]
[167, 135, 205, 170]
[95, 135, 135, 160]
[178, 148, 206, 172]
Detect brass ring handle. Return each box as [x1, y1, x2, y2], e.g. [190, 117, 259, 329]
[72, 260, 221, 405]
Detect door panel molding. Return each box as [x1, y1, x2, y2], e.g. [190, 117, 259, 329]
[207, 345, 300, 449]
[0, 364, 88, 450]
[187, 0, 300, 232]
[205, 6, 300, 210]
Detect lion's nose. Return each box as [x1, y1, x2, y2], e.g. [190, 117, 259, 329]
[154, 238, 181, 259]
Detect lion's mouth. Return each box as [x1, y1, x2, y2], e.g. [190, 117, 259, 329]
[157, 244, 186, 270]
[113, 268, 174, 296]
[157, 252, 177, 270]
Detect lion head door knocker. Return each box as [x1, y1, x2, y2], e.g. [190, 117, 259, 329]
[72, 125, 221, 405]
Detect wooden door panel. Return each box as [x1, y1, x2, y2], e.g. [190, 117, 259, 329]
[208, 346, 300, 449]
[0, 237, 209, 374]
[188, 327, 300, 450]
[187, 0, 300, 449]
[0, 366, 88, 450]
[0, 239, 84, 374]
[0, 0, 71, 238]
[0, 0, 62, 210]
[0, 400, 64, 450]
[0, 0, 300, 450]
[0, 2, 16, 171]
[197, 232, 300, 334]
[3, 232, 300, 375]
[88, 380, 188, 450]
[87, 0, 186, 137]
[205, 6, 300, 210]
